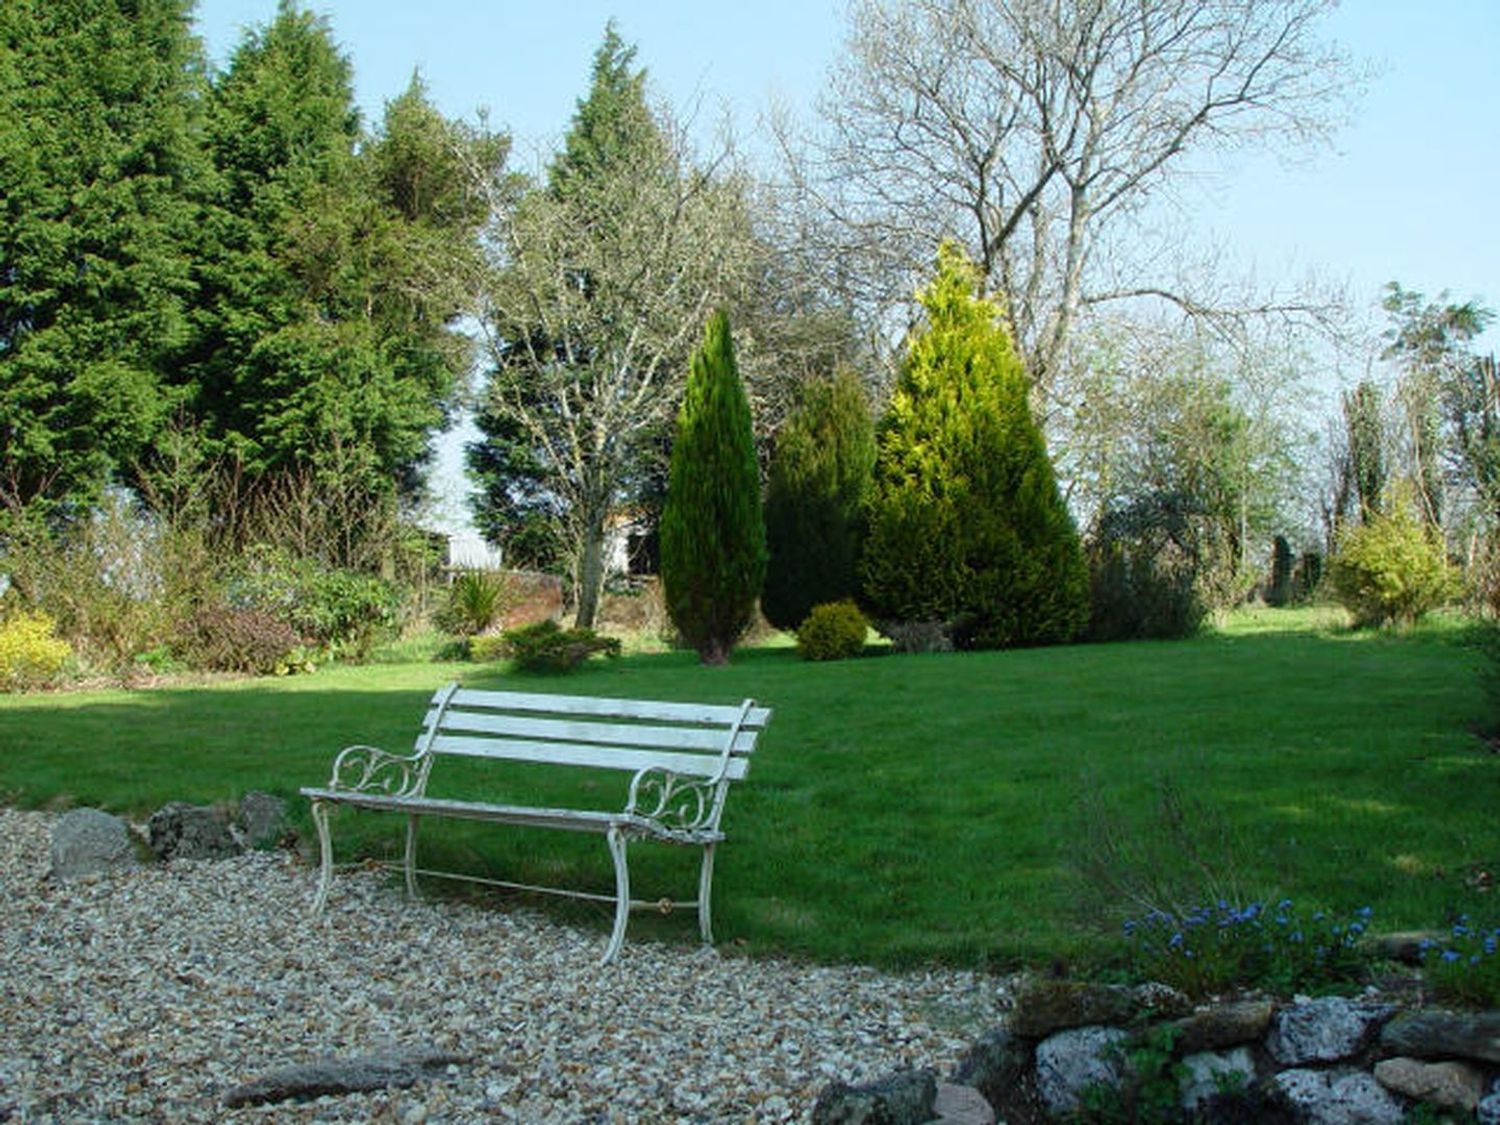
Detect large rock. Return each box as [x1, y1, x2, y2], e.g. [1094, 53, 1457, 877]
[932, 1082, 994, 1125]
[1033, 1026, 1129, 1117]
[222, 1046, 465, 1108]
[237, 791, 289, 848]
[147, 802, 240, 862]
[1380, 1010, 1500, 1065]
[811, 1069, 938, 1125]
[1373, 1056, 1484, 1114]
[1009, 980, 1187, 1038]
[1177, 1047, 1256, 1113]
[50, 808, 138, 880]
[1271, 1068, 1404, 1125]
[948, 1026, 1029, 1111]
[1173, 1000, 1276, 1054]
[1267, 997, 1394, 1066]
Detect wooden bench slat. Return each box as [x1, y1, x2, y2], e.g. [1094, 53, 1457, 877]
[424, 733, 752, 780]
[426, 709, 761, 756]
[444, 687, 772, 729]
[301, 789, 727, 840]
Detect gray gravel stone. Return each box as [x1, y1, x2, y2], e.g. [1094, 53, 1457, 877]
[0, 807, 1007, 1123]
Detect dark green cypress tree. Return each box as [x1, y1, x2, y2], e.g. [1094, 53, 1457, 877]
[762, 369, 875, 631]
[660, 310, 766, 665]
[0, 0, 207, 511]
[861, 242, 1088, 649]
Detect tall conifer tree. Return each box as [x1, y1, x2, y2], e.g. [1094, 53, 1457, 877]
[0, 0, 206, 511]
[182, 7, 503, 531]
[660, 311, 766, 665]
[762, 369, 875, 630]
[861, 243, 1087, 648]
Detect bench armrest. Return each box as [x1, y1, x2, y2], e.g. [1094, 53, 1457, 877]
[625, 767, 719, 833]
[324, 744, 429, 799]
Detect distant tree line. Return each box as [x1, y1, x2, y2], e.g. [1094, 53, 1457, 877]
[3, 0, 1491, 684]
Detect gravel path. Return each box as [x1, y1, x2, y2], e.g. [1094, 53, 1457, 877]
[0, 809, 1009, 1123]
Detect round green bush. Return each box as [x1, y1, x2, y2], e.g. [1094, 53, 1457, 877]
[1331, 506, 1456, 627]
[500, 619, 621, 673]
[796, 600, 870, 661]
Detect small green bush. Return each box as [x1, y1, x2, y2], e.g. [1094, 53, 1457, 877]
[1330, 507, 1456, 627]
[796, 600, 869, 661]
[0, 611, 72, 691]
[468, 632, 509, 662]
[227, 546, 400, 661]
[499, 619, 621, 673]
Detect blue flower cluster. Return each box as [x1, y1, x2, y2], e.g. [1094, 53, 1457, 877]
[1122, 899, 1372, 997]
[1420, 915, 1500, 1006]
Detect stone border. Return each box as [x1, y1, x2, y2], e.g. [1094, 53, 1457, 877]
[817, 979, 1500, 1123]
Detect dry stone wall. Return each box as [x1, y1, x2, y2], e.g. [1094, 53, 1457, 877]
[816, 979, 1500, 1124]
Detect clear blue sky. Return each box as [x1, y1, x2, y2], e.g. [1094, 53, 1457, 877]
[191, 0, 1498, 342]
[191, 0, 1500, 526]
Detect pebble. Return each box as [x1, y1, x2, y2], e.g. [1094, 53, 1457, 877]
[0, 809, 1007, 1122]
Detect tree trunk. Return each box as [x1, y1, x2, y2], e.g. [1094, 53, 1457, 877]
[574, 523, 607, 629]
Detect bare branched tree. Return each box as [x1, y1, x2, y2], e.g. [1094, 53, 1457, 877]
[784, 0, 1359, 390]
[476, 109, 758, 627]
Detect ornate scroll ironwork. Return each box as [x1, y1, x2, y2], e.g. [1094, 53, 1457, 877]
[327, 744, 428, 798]
[625, 767, 717, 833]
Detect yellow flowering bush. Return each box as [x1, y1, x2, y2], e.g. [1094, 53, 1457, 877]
[0, 611, 72, 691]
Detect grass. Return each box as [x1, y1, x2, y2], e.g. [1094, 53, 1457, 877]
[2, 607, 1497, 974]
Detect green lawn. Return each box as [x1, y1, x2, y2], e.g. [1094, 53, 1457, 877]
[3, 608, 1496, 972]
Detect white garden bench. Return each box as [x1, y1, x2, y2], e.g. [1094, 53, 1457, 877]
[301, 682, 770, 963]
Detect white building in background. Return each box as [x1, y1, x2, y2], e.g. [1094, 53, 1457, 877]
[446, 531, 504, 572]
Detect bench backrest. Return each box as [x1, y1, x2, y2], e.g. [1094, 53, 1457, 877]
[414, 684, 770, 784]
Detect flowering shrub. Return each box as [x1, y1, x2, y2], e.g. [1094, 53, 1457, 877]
[0, 611, 72, 691]
[1421, 917, 1500, 1007]
[1124, 899, 1371, 997]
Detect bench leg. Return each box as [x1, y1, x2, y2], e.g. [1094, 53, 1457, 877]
[602, 826, 632, 965]
[310, 799, 334, 914]
[403, 814, 422, 899]
[697, 841, 717, 946]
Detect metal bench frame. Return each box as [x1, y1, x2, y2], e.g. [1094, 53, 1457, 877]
[301, 683, 769, 963]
